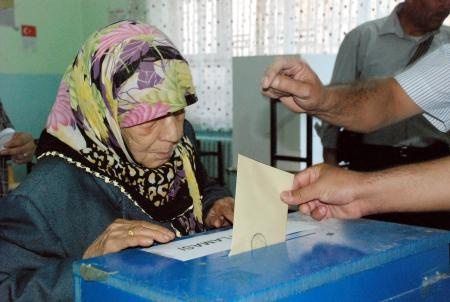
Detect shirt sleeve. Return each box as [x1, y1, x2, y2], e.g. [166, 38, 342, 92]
[0, 194, 75, 301]
[395, 44, 450, 132]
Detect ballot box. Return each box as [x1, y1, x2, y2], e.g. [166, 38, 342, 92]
[73, 213, 450, 301]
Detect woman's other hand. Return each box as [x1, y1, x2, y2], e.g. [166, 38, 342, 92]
[205, 197, 234, 228]
[83, 219, 175, 259]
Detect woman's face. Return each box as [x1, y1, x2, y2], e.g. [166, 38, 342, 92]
[122, 110, 185, 168]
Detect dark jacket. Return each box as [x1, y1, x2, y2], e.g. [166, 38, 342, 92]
[0, 121, 232, 301]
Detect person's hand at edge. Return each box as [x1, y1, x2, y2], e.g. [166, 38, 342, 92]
[1, 132, 36, 164]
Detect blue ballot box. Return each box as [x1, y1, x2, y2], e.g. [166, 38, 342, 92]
[73, 214, 450, 301]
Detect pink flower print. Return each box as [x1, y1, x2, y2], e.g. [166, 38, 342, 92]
[120, 102, 170, 128]
[47, 81, 76, 131]
[95, 22, 164, 61]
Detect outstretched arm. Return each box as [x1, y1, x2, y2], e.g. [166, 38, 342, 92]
[261, 56, 422, 133]
[324, 78, 422, 132]
[280, 156, 450, 221]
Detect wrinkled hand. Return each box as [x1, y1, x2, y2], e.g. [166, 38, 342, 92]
[83, 219, 175, 259]
[260, 56, 326, 114]
[280, 164, 366, 221]
[1, 132, 36, 164]
[205, 197, 234, 228]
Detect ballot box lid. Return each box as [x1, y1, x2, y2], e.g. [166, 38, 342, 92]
[74, 216, 450, 301]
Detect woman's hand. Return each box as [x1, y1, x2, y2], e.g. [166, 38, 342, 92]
[205, 197, 234, 228]
[83, 219, 175, 259]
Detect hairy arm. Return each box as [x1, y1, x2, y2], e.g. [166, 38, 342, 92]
[261, 57, 423, 133]
[320, 78, 423, 133]
[357, 156, 450, 214]
[281, 156, 450, 221]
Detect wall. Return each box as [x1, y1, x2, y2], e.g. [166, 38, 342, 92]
[81, 0, 147, 41]
[0, 0, 83, 136]
[0, 0, 147, 181]
[232, 55, 301, 170]
[232, 54, 336, 171]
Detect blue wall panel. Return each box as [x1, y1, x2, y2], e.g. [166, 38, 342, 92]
[0, 73, 61, 138]
[0, 73, 61, 181]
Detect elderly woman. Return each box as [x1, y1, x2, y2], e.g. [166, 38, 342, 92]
[0, 21, 234, 301]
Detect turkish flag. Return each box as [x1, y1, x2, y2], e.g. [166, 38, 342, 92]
[21, 25, 37, 37]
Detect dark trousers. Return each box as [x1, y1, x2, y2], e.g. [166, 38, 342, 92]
[337, 131, 450, 230]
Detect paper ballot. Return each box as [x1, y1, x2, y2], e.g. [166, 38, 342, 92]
[0, 128, 15, 151]
[229, 155, 295, 256]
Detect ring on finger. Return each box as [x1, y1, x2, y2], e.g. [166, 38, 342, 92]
[128, 228, 135, 237]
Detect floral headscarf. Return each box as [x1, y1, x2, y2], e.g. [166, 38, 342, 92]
[37, 21, 204, 236]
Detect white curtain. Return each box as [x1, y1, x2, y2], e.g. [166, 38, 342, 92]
[147, 0, 233, 131]
[147, 0, 440, 131]
[232, 0, 397, 56]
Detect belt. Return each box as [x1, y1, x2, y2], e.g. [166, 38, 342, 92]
[360, 143, 448, 157]
[342, 141, 450, 171]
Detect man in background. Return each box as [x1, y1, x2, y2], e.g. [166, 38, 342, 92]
[315, 0, 450, 228]
[0, 99, 36, 197]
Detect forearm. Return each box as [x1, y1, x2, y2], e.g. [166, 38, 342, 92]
[317, 78, 420, 133]
[355, 156, 450, 215]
